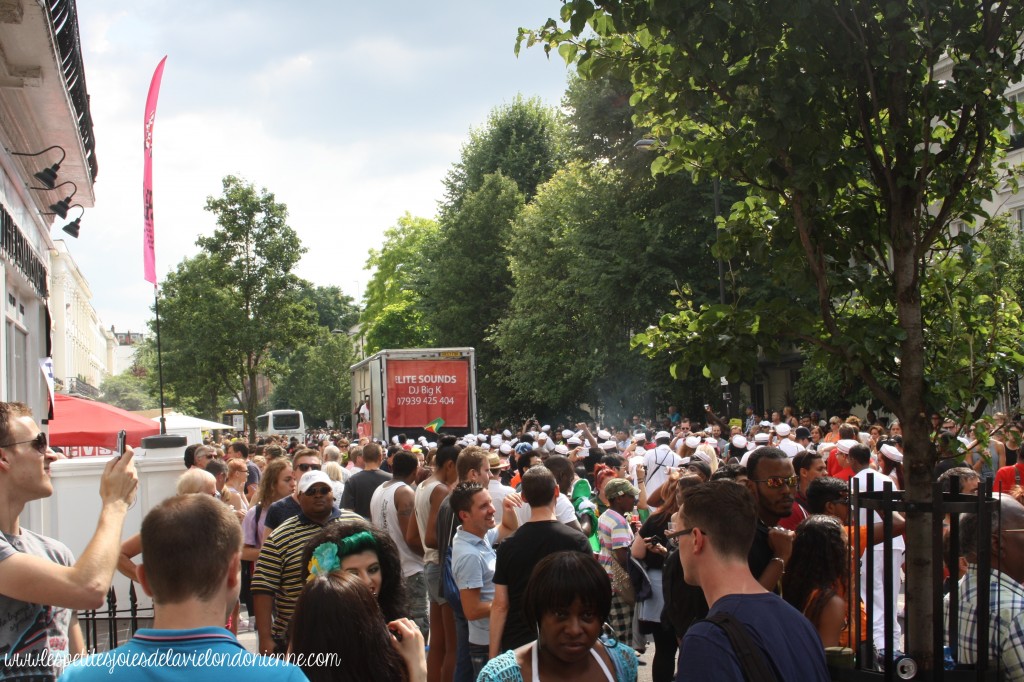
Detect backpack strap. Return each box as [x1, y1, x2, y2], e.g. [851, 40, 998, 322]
[251, 504, 263, 547]
[703, 613, 779, 682]
[645, 446, 671, 486]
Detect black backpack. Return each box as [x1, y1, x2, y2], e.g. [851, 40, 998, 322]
[702, 613, 779, 682]
[440, 508, 465, 618]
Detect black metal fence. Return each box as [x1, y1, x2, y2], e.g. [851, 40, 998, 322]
[831, 477, 1001, 681]
[77, 583, 153, 653]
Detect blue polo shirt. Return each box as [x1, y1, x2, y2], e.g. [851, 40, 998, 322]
[60, 627, 307, 682]
[452, 526, 499, 646]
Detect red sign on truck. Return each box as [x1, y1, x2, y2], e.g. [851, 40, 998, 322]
[385, 360, 470, 428]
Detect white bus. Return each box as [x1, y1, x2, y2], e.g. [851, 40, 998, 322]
[256, 409, 305, 439]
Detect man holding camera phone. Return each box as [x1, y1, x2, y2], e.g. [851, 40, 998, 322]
[0, 401, 139, 680]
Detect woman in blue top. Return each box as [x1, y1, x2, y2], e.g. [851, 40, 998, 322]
[478, 551, 638, 682]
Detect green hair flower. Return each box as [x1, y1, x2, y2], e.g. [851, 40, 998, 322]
[307, 542, 341, 581]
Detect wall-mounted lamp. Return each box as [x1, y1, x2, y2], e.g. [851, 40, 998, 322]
[31, 180, 78, 219]
[11, 145, 67, 189]
[48, 204, 84, 239]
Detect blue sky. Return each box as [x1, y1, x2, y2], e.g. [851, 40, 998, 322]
[69, 1, 573, 333]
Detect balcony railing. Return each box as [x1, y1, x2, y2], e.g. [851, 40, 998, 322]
[65, 376, 99, 399]
[43, 0, 99, 180]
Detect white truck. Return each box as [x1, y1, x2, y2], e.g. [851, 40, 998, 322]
[350, 347, 478, 443]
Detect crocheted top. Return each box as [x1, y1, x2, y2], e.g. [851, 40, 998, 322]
[477, 637, 638, 682]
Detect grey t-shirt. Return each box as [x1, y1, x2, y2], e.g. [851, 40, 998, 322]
[0, 528, 75, 681]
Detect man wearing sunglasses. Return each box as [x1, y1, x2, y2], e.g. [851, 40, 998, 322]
[263, 448, 323, 534]
[743, 447, 796, 594]
[0, 401, 138, 680]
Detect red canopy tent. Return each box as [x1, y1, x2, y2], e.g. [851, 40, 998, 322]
[49, 393, 161, 450]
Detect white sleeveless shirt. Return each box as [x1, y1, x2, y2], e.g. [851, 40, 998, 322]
[371, 480, 425, 577]
[414, 478, 444, 565]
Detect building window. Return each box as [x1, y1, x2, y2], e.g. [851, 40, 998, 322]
[5, 320, 28, 402]
[1010, 91, 1024, 151]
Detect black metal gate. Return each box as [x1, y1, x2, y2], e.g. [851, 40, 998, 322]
[832, 477, 1001, 681]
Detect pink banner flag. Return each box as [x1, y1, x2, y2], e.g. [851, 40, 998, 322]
[143, 56, 167, 285]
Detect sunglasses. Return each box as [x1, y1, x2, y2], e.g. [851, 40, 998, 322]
[751, 475, 799, 489]
[296, 463, 322, 472]
[0, 432, 47, 453]
[303, 486, 332, 497]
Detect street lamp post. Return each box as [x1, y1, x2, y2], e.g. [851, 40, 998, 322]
[636, 138, 731, 417]
[634, 139, 725, 304]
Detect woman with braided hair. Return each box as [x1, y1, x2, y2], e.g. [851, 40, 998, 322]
[782, 514, 864, 648]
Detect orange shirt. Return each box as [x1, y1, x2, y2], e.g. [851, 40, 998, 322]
[805, 582, 867, 649]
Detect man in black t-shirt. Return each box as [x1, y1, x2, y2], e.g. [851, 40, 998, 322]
[340, 442, 392, 519]
[743, 447, 795, 595]
[489, 466, 592, 657]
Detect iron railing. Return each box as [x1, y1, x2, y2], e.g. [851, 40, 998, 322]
[77, 584, 153, 652]
[65, 376, 99, 399]
[831, 477, 1000, 681]
[42, 0, 98, 180]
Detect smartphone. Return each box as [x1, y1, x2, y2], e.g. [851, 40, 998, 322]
[116, 429, 127, 458]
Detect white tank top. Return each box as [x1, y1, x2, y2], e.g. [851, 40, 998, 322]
[371, 481, 425, 577]
[415, 478, 444, 565]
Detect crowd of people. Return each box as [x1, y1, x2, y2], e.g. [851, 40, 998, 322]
[4, 399, 1024, 681]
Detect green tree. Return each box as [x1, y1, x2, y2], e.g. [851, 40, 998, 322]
[299, 283, 360, 331]
[421, 98, 566, 420]
[422, 173, 525, 420]
[156, 176, 316, 437]
[562, 73, 750, 419]
[148, 254, 237, 419]
[791, 361, 877, 415]
[361, 213, 437, 352]
[99, 371, 158, 412]
[523, 0, 1024, 668]
[272, 329, 355, 428]
[364, 292, 432, 353]
[495, 163, 610, 413]
[441, 95, 565, 215]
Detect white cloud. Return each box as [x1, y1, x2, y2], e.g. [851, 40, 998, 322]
[69, 0, 573, 332]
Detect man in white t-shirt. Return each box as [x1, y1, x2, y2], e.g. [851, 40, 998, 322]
[848, 443, 905, 657]
[643, 431, 682, 504]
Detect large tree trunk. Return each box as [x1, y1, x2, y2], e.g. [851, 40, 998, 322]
[901, 412, 936, 673]
[245, 367, 258, 444]
[893, 222, 937, 673]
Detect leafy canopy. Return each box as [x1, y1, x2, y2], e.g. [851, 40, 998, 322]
[154, 176, 316, 434]
[520, 0, 1024, 420]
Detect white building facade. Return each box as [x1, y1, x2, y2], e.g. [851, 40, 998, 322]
[0, 0, 99, 413]
[50, 240, 114, 396]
